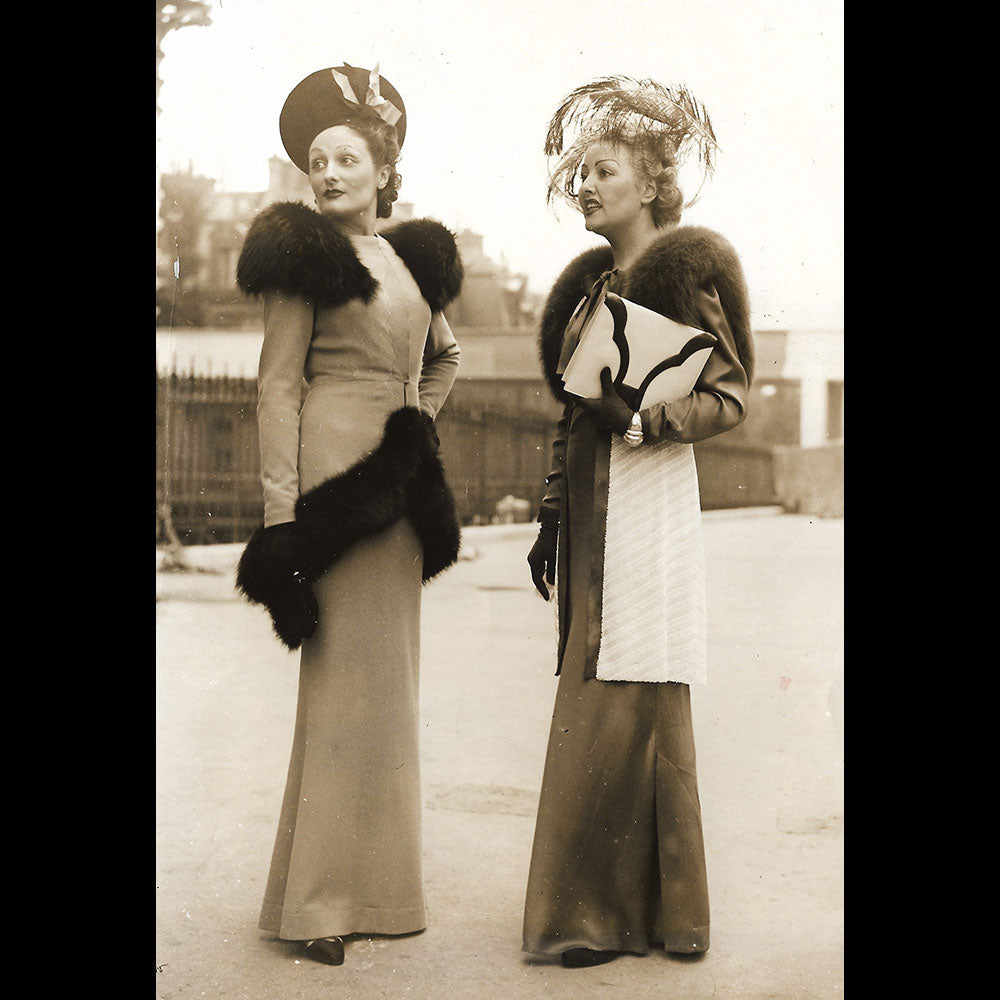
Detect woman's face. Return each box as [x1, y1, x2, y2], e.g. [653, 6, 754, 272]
[577, 141, 656, 239]
[308, 125, 390, 227]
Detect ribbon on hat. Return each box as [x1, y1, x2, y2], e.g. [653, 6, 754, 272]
[331, 63, 402, 127]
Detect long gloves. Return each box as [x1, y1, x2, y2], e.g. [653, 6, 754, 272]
[527, 507, 560, 601]
[574, 366, 633, 435]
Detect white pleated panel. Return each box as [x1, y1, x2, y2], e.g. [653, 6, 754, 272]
[597, 436, 707, 684]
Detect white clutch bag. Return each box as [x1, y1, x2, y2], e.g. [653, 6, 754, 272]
[559, 282, 717, 409]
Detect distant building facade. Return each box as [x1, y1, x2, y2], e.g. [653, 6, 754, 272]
[156, 158, 539, 334]
[156, 161, 844, 537]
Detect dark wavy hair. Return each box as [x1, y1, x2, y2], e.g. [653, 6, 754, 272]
[338, 107, 403, 218]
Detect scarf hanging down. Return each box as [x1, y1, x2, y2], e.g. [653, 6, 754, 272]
[595, 436, 707, 684]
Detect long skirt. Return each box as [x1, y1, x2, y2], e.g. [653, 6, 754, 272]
[258, 518, 426, 941]
[521, 670, 710, 955]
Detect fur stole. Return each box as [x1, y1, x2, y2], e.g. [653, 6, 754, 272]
[236, 201, 464, 312]
[538, 226, 754, 403]
[236, 407, 461, 650]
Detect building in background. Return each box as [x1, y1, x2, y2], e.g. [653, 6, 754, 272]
[156, 162, 844, 544]
[156, 159, 540, 333]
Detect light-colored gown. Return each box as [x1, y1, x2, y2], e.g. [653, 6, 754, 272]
[254, 233, 460, 942]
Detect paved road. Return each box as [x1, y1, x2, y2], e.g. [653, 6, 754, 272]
[155, 511, 843, 999]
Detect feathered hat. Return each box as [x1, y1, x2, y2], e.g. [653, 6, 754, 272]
[544, 75, 719, 212]
[279, 63, 406, 173]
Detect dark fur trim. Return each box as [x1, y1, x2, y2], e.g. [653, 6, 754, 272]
[236, 203, 464, 315]
[293, 407, 439, 579]
[538, 227, 754, 402]
[236, 407, 462, 650]
[236, 201, 378, 307]
[408, 448, 462, 581]
[625, 226, 754, 383]
[236, 523, 318, 650]
[538, 246, 613, 402]
[380, 218, 465, 313]
[235, 523, 301, 612]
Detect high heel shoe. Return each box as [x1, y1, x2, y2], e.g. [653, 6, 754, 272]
[301, 936, 345, 965]
[560, 947, 618, 968]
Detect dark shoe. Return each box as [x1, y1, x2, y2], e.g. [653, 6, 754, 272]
[561, 948, 618, 968]
[302, 937, 345, 966]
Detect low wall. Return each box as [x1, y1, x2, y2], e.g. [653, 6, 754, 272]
[772, 441, 844, 518]
[694, 443, 777, 510]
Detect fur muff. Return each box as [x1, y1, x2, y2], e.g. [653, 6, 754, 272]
[235, 203, 464, 314]
[538, 226, 754, 402]
[408, 444, 462, 582]
[293, 407, 443, 580]
[235, 407, 462, 650]
[236, 523, 319, 650]
[380, 218, 465, 313]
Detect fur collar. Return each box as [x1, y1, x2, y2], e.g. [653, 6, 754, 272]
[538, 225, 754, 402]
[236, 201, 464, 313]
[381, 217, 465, 313]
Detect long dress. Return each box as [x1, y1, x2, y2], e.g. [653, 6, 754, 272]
[523, 250, 751, 957]
[521, 405, 711, 956]
[254, 232, 460, 942]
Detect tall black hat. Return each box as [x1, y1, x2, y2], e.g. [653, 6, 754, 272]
[279, 63, 406, 173]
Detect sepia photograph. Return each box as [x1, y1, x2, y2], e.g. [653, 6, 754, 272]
[155, 0, 844, 996]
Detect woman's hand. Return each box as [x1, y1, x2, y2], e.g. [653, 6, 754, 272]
[575, 367, 633, 435]
[273, 569, 320, 646]
[527, 511, 559, 601]
[260, 522, 319, 645]
[237, 521, 319, 649]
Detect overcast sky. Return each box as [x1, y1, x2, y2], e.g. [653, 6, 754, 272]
[156, 0, 843, 330]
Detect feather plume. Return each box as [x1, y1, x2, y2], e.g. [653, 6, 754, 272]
[544, 75, 720, 212]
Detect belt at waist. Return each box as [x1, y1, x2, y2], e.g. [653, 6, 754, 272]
[307, 374, 419, 408]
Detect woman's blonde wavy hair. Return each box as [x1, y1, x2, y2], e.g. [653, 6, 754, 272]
[544, 75, 719, 228]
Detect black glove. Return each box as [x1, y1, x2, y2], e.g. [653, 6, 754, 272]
[527, 509, 559, 601]
[236, 521, 319, 650]
[271, 567, 320, 651]
[424, 414, 441, 453]
[574, 366, 633, 435]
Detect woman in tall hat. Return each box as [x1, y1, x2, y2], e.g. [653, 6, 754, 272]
[234, 64, 464, 966]
[522, 76, 755, 968]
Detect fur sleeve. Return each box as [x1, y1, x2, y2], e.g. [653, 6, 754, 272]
[625, 226, 755, 384]
[380, 218, 465, 313]
[236, 201, 378, 308]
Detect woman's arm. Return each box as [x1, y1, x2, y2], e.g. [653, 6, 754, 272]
[418, 311, 461, 419]
[640, 283, 749, 443]
[256, 292, 313, 527]
[528, 402, 571, 598]
[538, 402, 572, 520]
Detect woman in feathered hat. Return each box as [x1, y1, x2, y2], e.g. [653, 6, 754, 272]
[234, 64, 464, 967]
[522, 76, 755, 968]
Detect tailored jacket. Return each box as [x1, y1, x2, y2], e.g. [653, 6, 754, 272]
[234, 201, 465, 648]
[537, 225, 754, 677]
